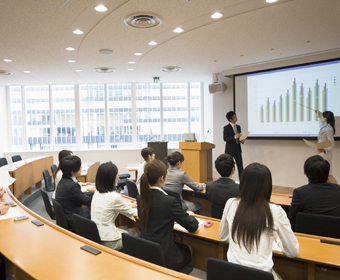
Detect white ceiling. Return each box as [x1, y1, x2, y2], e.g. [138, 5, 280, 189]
[0, 0, 339, 86]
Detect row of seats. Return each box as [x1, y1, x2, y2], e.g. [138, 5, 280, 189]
[0, 155, 22, 167]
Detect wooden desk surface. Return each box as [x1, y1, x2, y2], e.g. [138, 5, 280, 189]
[0, 189, 198, 280]
[77, 161, 100, 183]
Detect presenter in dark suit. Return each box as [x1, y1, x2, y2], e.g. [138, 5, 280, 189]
[223, 111, 244, 178]
[289, 155, 340, 230]
[206, 154, 239, 218]
[55, 155, 95, 232]
[137, 159, 198, 271]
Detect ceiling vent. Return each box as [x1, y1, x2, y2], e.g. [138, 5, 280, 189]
[124, 14, 162, 29]
[161, 66, 182, 73]
[0, 70, 13, 75]
[94, 67, 115, 73]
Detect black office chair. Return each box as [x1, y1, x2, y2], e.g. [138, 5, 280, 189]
[11, 155, 22, 163]
[207, 258, 274, 280]
[73, 213, 102, 244]
[122, 233, 193, 274]
[295, 212, 340, 239]
[40, 187, 55, 220]
[51, 164, 57, 175]
[0, 158, 8, 167]
[163, 189, 182, 209]
[126, 179, 139, 198]
[211, 203, 225, 219]
[42, 169, 54, 192]
[52, 198, 68, 230]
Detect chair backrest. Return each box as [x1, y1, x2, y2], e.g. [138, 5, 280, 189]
[207, 258, 274, 280]
[0, 157, 8, 167]
[40, 187, 55, 220]
[52, 198, 68, 230]
[51, 164, 57, 175]
[119, 173, 131, 179]
[42, 169, 54, 192]
[72, 213, 102, 244]
[163, 189, 182, 208]
[211, 203, 225, 219]
[12, 155, 22, 163]
[122, 233, 166, 267]
[295, 212, 340, 239]
[126, 179, 139, 199]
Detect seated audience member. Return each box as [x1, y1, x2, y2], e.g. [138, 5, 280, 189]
[164, 151, 204, 214]
[136, 147, 155, 193]
[55, 155, 94, 231]
[289, 155, 340, 230]
[91, 162, 140, 250]
[219, 163, 299, 279]
[206, 154, 239, 217]
[0, 187, 9, 215]
[53, 150, 93, 199]
[137, 160, 198, 271]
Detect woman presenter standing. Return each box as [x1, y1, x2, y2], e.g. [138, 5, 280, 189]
[316, 110, 336, 183]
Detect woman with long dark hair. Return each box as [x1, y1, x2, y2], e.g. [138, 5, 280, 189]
[91, 162, 140, 250]
[219, 163, 299, 279]
[317, 110, 336, 183]
[137, 159, 198, 271]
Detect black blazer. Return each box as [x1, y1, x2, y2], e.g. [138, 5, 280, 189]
[289, 182, 340, 228]
[55, 177, 94, 230]
[223, 123, 242, 155]
[137, 189, 198, 271]
[206, 177, 239, 206]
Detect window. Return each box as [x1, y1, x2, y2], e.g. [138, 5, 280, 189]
[52, 85, 76, 150]
[25, 86, 51, 150]
[190, 83, 202, 141]
[9, 86, 24, 151]
[136, 83, 161, 147]
[107, 84, 132, 149]
[80, 84, 105, 150]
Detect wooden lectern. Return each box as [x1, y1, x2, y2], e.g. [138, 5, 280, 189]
[179, 142, 215, 183]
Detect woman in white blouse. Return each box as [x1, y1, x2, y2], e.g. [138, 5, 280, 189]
[91, 162, 140, 250]
[218, 163, 299, 279]
[316, 110, 336, 183]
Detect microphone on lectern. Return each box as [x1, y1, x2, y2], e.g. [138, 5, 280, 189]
[204, 130, 209, 142]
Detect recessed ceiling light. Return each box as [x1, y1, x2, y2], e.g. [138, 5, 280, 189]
[76, 70, 82, 72]
[0, 70, 13, 75]
[134, 52, 142, 56]
[4, 59, 12, 62]
[7, 83, 10, 85]
[66, 47, 75, 51]
[128, 61, 136, 64]
[94, 5, 108, 12]
[68, 60, 76, 63]
[94, 67, 115, 73]
[128, 68, 134, 71]
[73, 29, 84, 35]
[266, 0, 278, 3]
[23, 70, 30, 73]
[173, 27, 184, 33]
[148, 41, 157, 46]
[161, 66, 182, 72]
[211, 12, 223, 19]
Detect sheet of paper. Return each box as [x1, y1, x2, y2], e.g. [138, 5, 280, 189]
[303, 139, 332, 149]
[240, 131, 250, 141]
[81, 186, 88, 192]
[0, 207, 22, 220]
[174, 218, 205, 232]
[0, 168, 16, 189]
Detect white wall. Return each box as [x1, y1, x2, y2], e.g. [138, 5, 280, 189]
[0, 86, 8, 157]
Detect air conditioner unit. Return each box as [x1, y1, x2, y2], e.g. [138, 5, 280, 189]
[209, 82, 226, 94]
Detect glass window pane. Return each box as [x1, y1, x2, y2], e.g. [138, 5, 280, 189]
[107, 83, 132, 149]
[163, 83, 188, 148]
[190, 82, 202, 141]
[9, 86, 24, 151]
[80, 84, 105, 150]
[52, 85, 76, 150]
[25, 86, 51, 150]
[136, 83, 161, 148]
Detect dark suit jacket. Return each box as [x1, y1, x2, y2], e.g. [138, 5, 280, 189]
[137, 189, 198, 271]
[55, 177, 94, 230]
[289, 182, 340, 228]
[206, 177, 239, 205]
[223, 123, 241, 155]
